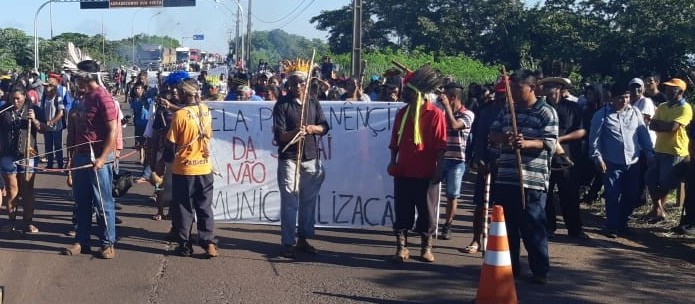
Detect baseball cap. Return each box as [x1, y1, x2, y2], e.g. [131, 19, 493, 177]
[663, 78, 687, 92]
[628, 78, 644, 87]
[237, 85, 252, 93]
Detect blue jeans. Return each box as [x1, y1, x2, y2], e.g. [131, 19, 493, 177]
[44, 129, 64, 168]
[443, 159, 466, 199]
[278, 158, 325, 247]
[603, 162, 641, 231]
[494, 184, 549, 276]
[72, 152, 116, 247]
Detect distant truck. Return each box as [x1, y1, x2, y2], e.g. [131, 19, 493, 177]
[175, 47, 191, 71]
[137, 44, 163, 71]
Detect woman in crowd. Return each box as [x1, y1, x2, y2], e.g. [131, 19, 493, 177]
[0, 86, 44, 233]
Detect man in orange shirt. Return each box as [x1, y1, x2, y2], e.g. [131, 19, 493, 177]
[166, 78, 217, 258]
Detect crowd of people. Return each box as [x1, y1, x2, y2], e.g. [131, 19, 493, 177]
[1, 53, 694, 286]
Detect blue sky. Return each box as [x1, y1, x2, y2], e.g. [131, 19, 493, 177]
[1, 0, 349, 54]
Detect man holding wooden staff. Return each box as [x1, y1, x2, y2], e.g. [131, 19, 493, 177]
[273, 59, 329, 259]
[489, 69, 559, 284]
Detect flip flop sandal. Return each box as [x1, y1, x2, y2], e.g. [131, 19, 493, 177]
[460, 244, 479, 254]
[151, 214, 163, 221]
[638, 214, 656, 223]
[25, 224, 39, 234]
[645, 216, 665, 225]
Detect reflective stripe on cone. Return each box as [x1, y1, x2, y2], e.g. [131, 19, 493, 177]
[475, 205, 518, 304]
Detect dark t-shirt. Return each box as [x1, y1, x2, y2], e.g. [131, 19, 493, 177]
[272, 95, 329, 160]
[646, 91, 668, 105]
[551, 98, 584, 158]
[0, 103, 40, 158]
[470, 102, 504, 164]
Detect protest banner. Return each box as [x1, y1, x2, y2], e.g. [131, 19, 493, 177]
[208, 101, 405, 228]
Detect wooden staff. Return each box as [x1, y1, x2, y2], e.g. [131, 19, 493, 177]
[501, 66, 526, 210]
[289, 50, 316, 193]
[391, 60, 412, 74]
[24, 107, 33, 182]
[66, 151, 73, 187]
[0, 105, 14, 116]
[481, 172, 492, 254]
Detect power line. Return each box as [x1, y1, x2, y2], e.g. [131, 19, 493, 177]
[251, 0, 308, 24]
[272, 0, 316, 30]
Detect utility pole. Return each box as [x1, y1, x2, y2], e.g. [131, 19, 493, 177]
[351, 0, 363, 78]
[102, 12, 106, 68]
[236, 4, 241, 63]
[246, 0, 252, 70]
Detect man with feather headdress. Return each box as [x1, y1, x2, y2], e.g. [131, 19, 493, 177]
[61, 43, 119, 259]
[387, 64, 447, 263]
[272, 58, 329, 259]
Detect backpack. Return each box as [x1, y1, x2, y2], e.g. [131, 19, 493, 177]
[112, 171, 134, 198]
[57, 85, 72, 127]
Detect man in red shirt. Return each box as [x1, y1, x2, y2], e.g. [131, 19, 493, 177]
[62, 68, 118, 259]
[387, 65, 446, 263]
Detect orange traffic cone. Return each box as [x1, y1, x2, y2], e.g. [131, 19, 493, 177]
[475, 205, 517, 304]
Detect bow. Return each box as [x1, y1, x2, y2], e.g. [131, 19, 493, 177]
[15, 150, 137, 173]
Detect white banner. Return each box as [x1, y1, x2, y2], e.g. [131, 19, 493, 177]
[208, 101, 405, 228]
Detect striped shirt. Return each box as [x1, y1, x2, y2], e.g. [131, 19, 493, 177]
[490, 98, 559, 191]
[444, 108, 475, 161]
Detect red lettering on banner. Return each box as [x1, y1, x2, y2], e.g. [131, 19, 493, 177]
[232, 136, 259, 160]
[226, 161, 267, 185]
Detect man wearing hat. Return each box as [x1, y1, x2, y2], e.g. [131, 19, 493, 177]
[62, 68, 119, 259]
[645, 78, 692, 223]
[629, 78, 656, 145]
[628, 77, 656, 207]
[236, 85, 252, 101]
[589, 84, 654, 238]
[539, 76, 588, 239]
[39, 75, 65, 169]
[166, 78, 218, 258]
[387, 65, 447, 263]
[272, 62, 330, 259]
[204, 76, 224, 101]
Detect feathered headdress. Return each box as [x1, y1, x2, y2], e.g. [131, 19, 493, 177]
[63, 42, 108, 87]
[397, 64, 443, 149]
[281, 58, 312, 79]
[205, 76, 221, 87]
[403, 64, 442, 93]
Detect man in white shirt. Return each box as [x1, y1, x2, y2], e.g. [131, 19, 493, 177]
[628, 78, 657, 208]
[629, 78, 656, 145]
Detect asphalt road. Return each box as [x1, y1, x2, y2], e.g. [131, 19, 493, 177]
[1, 99, 694, 304]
